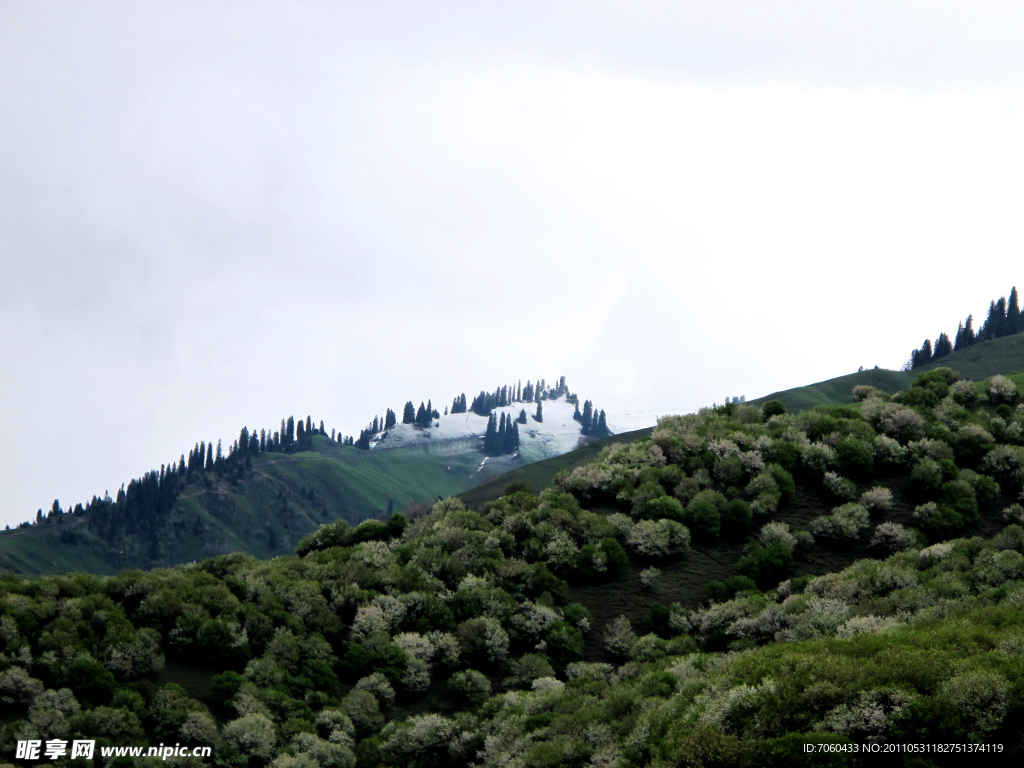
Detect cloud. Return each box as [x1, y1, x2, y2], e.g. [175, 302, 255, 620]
[2, 2, 1024, 523]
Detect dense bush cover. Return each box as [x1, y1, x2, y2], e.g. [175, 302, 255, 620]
[1, 368, 1024, 765]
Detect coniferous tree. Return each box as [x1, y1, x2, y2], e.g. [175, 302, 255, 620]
[426, 400, 434, 422]
[1009, 287, 1021, 336]
[286, 416, 295, 447]
[933, 332, 953, 360]
[206, 442, 214, 470]
[415, 402, 426, 426]
[518, 408, 527, 424]
[573, 403, 581, 421]
[319, 419, 325, 434]
[385, 409, 397, 430]
[534, 401, 543, 422]
[260, 429, 267, 452]
[297, 419, 306, 447]
[305, 415, 312, 436]
[597, 409, 608, 438]
[512, 420, 520, 450]
[484, 413, 497, 454]
[581, 400, 593, 434]
[403, 401, 416, 424]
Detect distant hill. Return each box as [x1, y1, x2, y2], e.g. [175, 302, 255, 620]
[749, 331, 1024, 414]
[0, 394, 654, 576]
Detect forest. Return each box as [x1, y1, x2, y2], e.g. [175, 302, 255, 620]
[0, 366, 1023, 765]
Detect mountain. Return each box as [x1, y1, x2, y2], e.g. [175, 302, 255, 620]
[1, 361, 1023, 764]
[0, 386, 654, 575]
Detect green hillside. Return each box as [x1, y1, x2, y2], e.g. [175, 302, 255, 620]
[0, 435, 523, 576]
[751, 332, 1024, 415]
[2, 365, 1024, 764]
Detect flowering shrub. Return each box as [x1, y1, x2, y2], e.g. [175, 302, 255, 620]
[810, 503, 870, 541]
[822, 471, 857, 500]
[860, 486, 893, 513]
[869, 523, 917, 553]
[986, 374, 1018, 405]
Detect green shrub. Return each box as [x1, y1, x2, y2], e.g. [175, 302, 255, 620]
[907, 458, 944, 500]
[705, 575, 759, 603]
[762, 400, 787, 419]
[737, 542, 793, 589]
[683, 499, 721, 540]
[721, 499, 753, 539]
[835, 438, 873, 480]
[544, 621, 584, 668]
[768, 464, 796, 498]
[644, 496, 685, 523]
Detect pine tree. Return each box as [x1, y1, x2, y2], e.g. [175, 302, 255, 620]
[286, 416, 295, 447]
[518, 408, 527, 424]
[484, 413, 497, 454]
[305, 415, 313, 435]
[385, 409, 397, 430]
[297, 419, 306, 447]
[426, 400, 434, 422]
[573, 403, 581, 421]
[934, 332, 953, 359]
[416, 402, 426, 426]
[512, 420, 520, 450]
[581, 400, 593, 434]
[1009, 287, 1021, 336]
[534, 401, 543, 423]
[205, 442, 214, 470]
[597, 409, 608, 437]
[403, 401, 416, 424]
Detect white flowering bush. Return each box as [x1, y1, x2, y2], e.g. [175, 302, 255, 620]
[823, 471, 857, 500]
[879, 404, 926, 442]
[986, 374, 1018, 405]
[869, 523, 917, 553]
[908, 438, 954, 462]
[354, 673, 395, 708]
[802, 442, 836, 474]
[873, 435, 908, 465]
[810, 503, 870, 541]
[951, 378, 978, 404]
[860, 486, 894, 513]
[639, 567, 661, 590]
[1003, 503, 1024, 524]
[940, 672, 1008, 737]
[819, 688, 914, 742]
[918, 541, 953, 565]
[604, 616, 637, 657]
[626, 519, 690, 558]
[758, 522, 797, 552]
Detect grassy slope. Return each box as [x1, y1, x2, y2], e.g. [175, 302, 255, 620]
[0, 435, 526, 576]
[749, 333, 1024, 415]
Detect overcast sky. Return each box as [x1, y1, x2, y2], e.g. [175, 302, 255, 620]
[3, 2, 1024, 525]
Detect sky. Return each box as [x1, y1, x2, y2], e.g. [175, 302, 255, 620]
[3, 1, 1024, 525]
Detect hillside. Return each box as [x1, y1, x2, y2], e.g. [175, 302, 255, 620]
[0, 365, 1023, 765]
[749, 331, 1024, 415]
[0, 397, 654, 576]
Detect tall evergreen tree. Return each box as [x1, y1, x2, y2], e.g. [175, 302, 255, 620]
[518, 408, 527, 424]
[1009, 287, 1021, 336]
[484, 413, 497, 454]
[933, 332, 953, 359]
[385, 409, 397, 429]
[416, 402, 426, 426]
[206, 442, 214, 470]
[297, 419, 306, 447]
[597, 409, 608, 437]
[581, 400, 593, 433]
[403, 401, 416, 424]
[534, 401, 543, 422]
